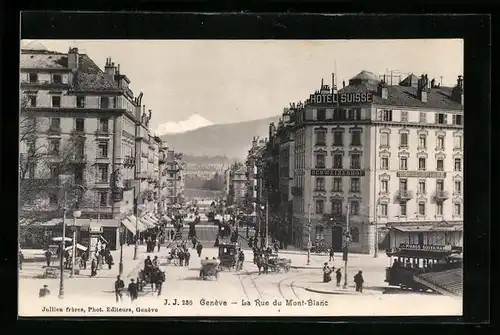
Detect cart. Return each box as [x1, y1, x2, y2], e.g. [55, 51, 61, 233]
[218, 241, 238, 270]
[200, 259, 220, 280]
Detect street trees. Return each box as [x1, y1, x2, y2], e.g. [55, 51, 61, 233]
[19, 93, 93, 247]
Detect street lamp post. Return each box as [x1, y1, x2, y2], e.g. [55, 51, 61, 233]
[343, 203, 350, 289]
[307, 202, 312, 266]
[119, 226, 124, 276]
[265, 197, 269, 249]
[70, 209, 82, 278]
[58, 191, 68, 299]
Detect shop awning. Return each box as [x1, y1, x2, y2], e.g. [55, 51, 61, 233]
[121, 218, 136, 235]
[390, 225, 463, 233]
[140, 217, 155, 229]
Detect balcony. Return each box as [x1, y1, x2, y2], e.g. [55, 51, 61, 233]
[70, 129, 86, 137]
[47, 126, 61, 136]
[291, 186, 303, 196]
[95, 129, 110, 138]
[396, 190, 414, 202]
[123, 180, 133, 189]
[433, 190, 450, 202]
[123, 156, 136, 167]
[69, 154, 87, 165]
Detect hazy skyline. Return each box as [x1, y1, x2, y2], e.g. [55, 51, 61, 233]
[21, 39, 463, 135]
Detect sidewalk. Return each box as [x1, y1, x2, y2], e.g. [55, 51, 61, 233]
[305, 282, 382, 295]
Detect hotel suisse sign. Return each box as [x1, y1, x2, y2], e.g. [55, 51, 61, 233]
[396, 171, 447, 178]
[309, 92, 374, 105]
[311, 169, 365, 177]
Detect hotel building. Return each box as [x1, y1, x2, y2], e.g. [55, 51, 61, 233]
[290, 71, 464, 254]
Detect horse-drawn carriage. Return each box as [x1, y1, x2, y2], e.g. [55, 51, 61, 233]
[267, 254, 291, 273]
[218, 241, 238, 270]
[137, 266, 166, 292]
[199, 259, 219, 280]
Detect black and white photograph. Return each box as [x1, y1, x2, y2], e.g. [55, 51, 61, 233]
[18, 38, 464, 317]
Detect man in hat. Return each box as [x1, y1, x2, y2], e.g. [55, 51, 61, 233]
[115, 275, 125, 302]
[39, 284, 50, 298]
[354, 270, 364, 293]
[323, 262, 332, 283]
[128, 278, 138, 302]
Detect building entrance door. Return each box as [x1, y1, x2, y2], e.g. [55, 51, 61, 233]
[332, 226, 343, 252]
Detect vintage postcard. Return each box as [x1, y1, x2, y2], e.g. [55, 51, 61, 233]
[18, 39, 463, 317]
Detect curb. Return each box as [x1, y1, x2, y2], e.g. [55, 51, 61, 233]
[305, 287, 358, 295]
[291, 266, 323, 270]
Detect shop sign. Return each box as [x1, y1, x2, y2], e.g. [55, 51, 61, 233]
[89, 226, 103, 234]
[311, 169, 365, 177]
[399, 243, 451, 251]
[396, 171, 447, 178]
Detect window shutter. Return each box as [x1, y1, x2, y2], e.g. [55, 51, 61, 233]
[389, 110, 393, 121]
[435, 113, 438, 123]
[444, 114, 448, 124]
[452, 114, 456, 124]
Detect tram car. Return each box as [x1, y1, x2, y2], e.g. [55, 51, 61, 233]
[385, 243, 463, 293]
[218, 240, 238, 270]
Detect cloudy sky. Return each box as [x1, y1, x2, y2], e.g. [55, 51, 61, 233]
[22, 39, 463, 134]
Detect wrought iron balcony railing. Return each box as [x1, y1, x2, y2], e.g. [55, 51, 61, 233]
[396, 190, 414, 202]
[433, 190, 450, 202]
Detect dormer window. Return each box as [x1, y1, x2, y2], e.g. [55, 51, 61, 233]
[317, 108, 326, 121]
[53, 74, 62, 84]
[100, 97, 109, 109]
[29, 73, 38, 83]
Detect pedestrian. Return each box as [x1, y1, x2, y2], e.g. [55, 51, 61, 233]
[90, 258, 97, 277]
[329, 247, 335, 262]
[354, 270, 364, 293]
[107, 253, 114, 270]
[170, 229, 174, 241]
[157, 238, 161, 253]
[336, 268, 342, 287]
[19, 250, 24, 270]
[238, 250, 245, 271]
[178, 250, 184, 267]
[153, 256, 159, 267]
[81, 250, 88, 269]
[128, 279, 138, 302]
[64, 249, 70, 269]
[44, 249, 52, 267]
[185, 251, 190, 267]
[196, 242, 203, 258]
[39, 284, 50, 298]
[115, 275, 125, 302]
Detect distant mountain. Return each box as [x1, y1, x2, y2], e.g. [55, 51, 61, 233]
[155, 114, 214, 135]
[161, 116, 278, 158]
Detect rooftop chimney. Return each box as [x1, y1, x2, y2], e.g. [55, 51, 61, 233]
[452, 75, 464, 105]
[105, 58, 116, 77]
[342, 80, 345, 88]
[117, 64, 120, 74]
[431, 78, 436, 88]
[68, 47, 79, 71]
[417, 74, 429, 103]
[378, 79, 389, 100]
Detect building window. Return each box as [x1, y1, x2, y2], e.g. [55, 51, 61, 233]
[49, 193, 58, 205]
[350, 178, 360, 192]
[380, 110, 392, 121]
[333, 131, 343, 146]
[317, 108, 326, 121]
[98, 164, 109, 182]
[400, 203, 407, 216]
[400, 157, 408, 170]
[453, 114, 463, 126]
[333, 108, 343, 121]
[29, 95, 37, 107]
[350, 227, 360, 243]
[350, 154, 361, 169]
[418, 135, 427, 149]
[380, 133, 389, 147]
[418, 180, 426, 194]
[418, 157, 426, 171]
[381, 157, 389, 170]
[331, 199, 342, 215]
[400, 179, 408, 191]
[315, 130, 326, 146]
[27, 162, 36, 179]
[454, 203, 461, 216]
[333, 154, 343, 169]
[50, 117, 60, 129]
[98, 141, 108, 158]
[75, 141, 85, 157]
[454, 158, 462, 171]
[316, 152, 326, 168]
[348, 109, 361, 121]
[380, 180, 388, 193]
[436, 113, 447, 124]
[333, 178, 342, 192]
[77, 96, 86, 108]
[400, 111, 408, 122]
[75, 167, 84, 184]
[419, 112, 426, 123]
[436, 158, 444, 171]
[99, 192, 108, 206]
[315, 177, 325, 191]
[52, 96, 61, 108]
[100, 97, 110, 109]
[437, 136, 445, 150]
[399, 133, 408, 147]
[380, 203, 388, 216]
[315, 226, 325, 241]
[454, 136, 462, 149]
[50, 165, 59, 180]
[436, 203, 443, 215]
[75, 118, 85, 131]
[49, 139, 60, 155]
[52, 74, 62, 84]
[29, 73, 38, 83]
[454, 181, 462, 193]
[350, 201, 360, 215]
[315, 199, 324, 214]
[418, 203, 426, 216]
[99, 118, 109, 132]
[351, 131, 361, 146]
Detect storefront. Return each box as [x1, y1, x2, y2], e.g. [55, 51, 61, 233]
[387, 221, 463, 251]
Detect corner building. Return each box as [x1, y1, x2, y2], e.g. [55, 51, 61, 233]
[292, 71, 464, 254]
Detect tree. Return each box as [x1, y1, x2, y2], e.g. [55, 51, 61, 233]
[19, 92, 94, 246]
